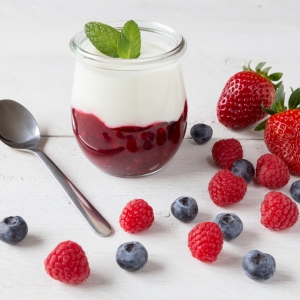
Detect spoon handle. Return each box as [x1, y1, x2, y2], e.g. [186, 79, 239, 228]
[32, 147, 112, 237]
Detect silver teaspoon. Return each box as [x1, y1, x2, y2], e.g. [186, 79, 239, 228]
[0, 99, 112, 237]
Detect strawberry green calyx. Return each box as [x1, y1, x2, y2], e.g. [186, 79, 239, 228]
[243, 61, 283, 90]
[288, 87, 300, 109]
[254, 85, 300, 131]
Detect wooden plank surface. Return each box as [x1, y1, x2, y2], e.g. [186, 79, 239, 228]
[0, 0, 299, 139]
[0, 0, 300, 299]
[0, 137, 299, 299]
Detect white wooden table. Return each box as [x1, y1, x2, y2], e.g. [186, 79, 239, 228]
[1, 0, 299, 299]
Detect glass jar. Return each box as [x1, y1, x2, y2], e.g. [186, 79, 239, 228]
[69, 21, 187, 177]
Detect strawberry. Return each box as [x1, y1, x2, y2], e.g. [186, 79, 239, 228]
[255, 85, 300, 176]
[217, 62, 282, 129]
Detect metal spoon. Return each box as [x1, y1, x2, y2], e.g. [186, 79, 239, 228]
[0, 99, 112, 237]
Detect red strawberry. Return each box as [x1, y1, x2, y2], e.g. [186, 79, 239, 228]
[255, 85, 300, 176]
[217, 62, 282, 129]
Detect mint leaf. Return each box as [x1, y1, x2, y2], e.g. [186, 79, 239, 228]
[118, 20, 141, 59]
[85, 22, 120, 58]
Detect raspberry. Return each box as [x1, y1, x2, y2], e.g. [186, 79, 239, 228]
[119, 199, 154, 233]
[212, 138, 243, 170]
[188, 222, 223, 263]
[261, 191, 299, 230]
[256, 154, 290, 189]
[44, 240, 90, 284]
[208, 169, 247, 207]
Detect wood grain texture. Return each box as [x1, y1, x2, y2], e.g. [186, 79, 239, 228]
[0, 0, 299, 138]
[0, 137, 299, 299]
[0, 0, 300, 298]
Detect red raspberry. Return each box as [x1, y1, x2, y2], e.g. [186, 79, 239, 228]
[44, 240, 90, 284]
[256, 154, 290, 189]
[188, 222, 223, 263]
[119, 199, 154, 233]
[261, 191, 299, 230]
[212, 138, 243, 169]
[208, 169, 247, 207]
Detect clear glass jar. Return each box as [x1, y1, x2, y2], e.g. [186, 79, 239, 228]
[69, 21, 187, 177]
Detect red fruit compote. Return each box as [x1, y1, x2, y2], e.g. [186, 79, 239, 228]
[69, 21, 187, 176]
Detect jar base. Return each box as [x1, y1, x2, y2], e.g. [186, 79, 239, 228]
[71, 103, 187, 177]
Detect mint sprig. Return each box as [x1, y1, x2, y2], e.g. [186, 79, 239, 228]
[85, 22, 120, 58]
[118, 20, 141, 59]
[84, 20, 141, 59]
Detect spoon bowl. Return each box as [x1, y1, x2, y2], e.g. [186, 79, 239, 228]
[0, 99, 112, 237]
[0, 100, 40, 149]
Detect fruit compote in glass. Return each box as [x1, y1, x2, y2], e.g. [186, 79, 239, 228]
[69, 21, 187, 177]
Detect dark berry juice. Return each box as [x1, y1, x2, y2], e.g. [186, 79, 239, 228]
[72, 102, 187, 176]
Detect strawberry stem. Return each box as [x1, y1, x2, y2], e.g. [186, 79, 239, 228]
[288, 88, 300, 109]
[243, 61, 283, 90]
[254, 85, 300, 131]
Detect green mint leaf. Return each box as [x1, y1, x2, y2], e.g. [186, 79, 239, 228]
[85, 22, 120, 58]
[117, 20, 141, 59]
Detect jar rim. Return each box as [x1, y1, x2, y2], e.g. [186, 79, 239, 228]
[69, 20, 187, 70]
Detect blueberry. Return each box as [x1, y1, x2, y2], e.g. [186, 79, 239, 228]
[214, 213, 243, 241]
[242, 250, 276, 281]
[171, 196, 198, 223]
[190, 124, 213, 144]
[116, 241, 148, 272]
[231, 159, 255, 183]
[0, 216, 28, 245]
[290, 180, 300, 203]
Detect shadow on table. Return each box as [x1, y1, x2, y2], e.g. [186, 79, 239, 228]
[16, 233, 44, 248]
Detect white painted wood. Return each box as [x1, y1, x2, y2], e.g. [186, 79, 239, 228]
[0, 0, 299, 139]
[0, 137, 299, 299]
[1, 0, 300, 298]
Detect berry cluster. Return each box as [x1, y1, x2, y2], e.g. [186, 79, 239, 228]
[3, 60, 300, 288]
[4, 133, 299, 285]
[187, 133, 299, 281]
[209, 138, 299, 233]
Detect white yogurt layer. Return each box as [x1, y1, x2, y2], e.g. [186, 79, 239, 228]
[71, 40, 186, 128]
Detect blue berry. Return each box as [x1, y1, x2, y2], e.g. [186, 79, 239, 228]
[116, 241, 148, 272]
[290, 180, 300, 203]
[0, 216, 28, 245]
[190, 124, 213, 145]
[214, 213, 243, 241]
[242, 250, 276, 281]
[231, 159, 255, 183]
[171, 196, 198, 223]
